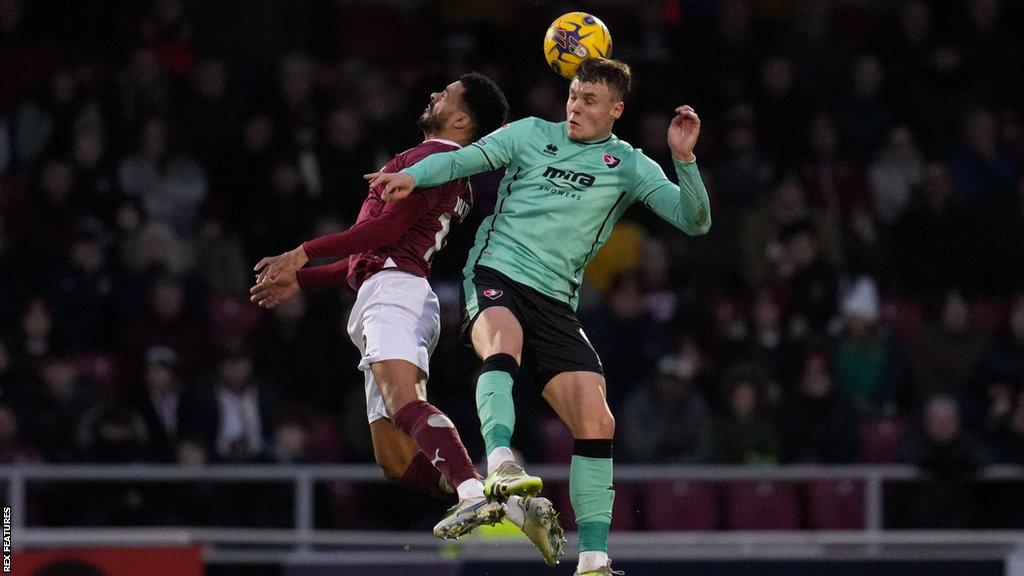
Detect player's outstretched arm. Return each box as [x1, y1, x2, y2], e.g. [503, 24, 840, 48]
[253, 245, 309, 283]
[366, 119, 530, 203]
[250, 258, 350, 308]
[633, 105, 710, 236]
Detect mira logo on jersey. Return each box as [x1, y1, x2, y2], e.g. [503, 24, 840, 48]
[542, 166, 596, 200]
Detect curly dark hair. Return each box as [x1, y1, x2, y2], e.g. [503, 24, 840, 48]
[459, 72, 510, 140]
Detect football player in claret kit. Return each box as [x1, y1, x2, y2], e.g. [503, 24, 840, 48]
[249, 73, 565, 562]
[368, 58, 711, 576]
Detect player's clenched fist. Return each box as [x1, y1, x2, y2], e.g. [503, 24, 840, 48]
[365, 171, 416, 202]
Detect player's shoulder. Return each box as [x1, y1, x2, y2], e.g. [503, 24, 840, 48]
[485, 116, 543, 137]
[402, 139, 460, 163]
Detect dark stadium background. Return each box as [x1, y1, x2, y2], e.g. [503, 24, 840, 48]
[1, 1, 1022, 575]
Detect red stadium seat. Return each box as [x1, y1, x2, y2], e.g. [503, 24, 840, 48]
[724, 481, 801, 530]
[859, 417, 909, 463]
[806, 479, 865, 529]
[642, 481, 719, 530]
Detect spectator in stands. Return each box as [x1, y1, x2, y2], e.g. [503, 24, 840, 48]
[971, 295, 1024, 396]
[947, 109, 1019, 210]
[21, 355, 95, 462]
[712, 366, 778, 464]
[724, 288, 802, 392]
[979, 176, 1024, 294]
[75, 400, 152, 463]
[198, 348, 278, 463]
[713, 104, 775, 216]
[911, 291, 986, 404]
[122, 275, 210, 379]
[586, 272, 668, 409]
[621, 343, 713, 464]
[799, 112, 868, 221]
[117, 115, 208, 235]
[776, 220, 840, 339]
[899, 395, 986, 528]
[49, 225, 117, 350]
[0, 403, 43, 464]
[894, 161, 973, 294]
[837, 54, 893, 160]
[832, 276, 903, 415]
[739, 176, 842, 289]
[0, 339, 27, 408]
[868, 125, 923, 227]
[270, 418, 313, 464]
[136, 345, 199, 462]
[778, 349, 859, 464]
[978, 380, 1024, 464]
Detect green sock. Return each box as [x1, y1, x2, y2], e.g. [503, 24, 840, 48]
[475, 370, 515, 454]
[570, 453, 614, 553]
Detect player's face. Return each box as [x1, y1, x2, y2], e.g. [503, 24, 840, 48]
[565, 78, 624, 141]
[417, 81, 466, 135]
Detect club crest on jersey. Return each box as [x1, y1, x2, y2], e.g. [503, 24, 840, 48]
[482, 288, 503, 300]
[603, 153, 621, 168]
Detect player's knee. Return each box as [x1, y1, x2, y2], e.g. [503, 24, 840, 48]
[572, 410, 615, 438]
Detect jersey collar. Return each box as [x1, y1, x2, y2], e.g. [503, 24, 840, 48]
[424, 138, 462, 149]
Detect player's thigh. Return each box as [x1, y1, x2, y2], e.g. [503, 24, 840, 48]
[542, 371, 615, 439]
[370, 359, 427, 418]
[368, 417, 420, 479]
[470, 306, 525, 362]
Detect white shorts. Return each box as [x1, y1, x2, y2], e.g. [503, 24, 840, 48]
[347, 269, 440, 424]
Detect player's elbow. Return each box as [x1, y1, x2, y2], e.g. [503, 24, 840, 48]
[689, 217, 711, 236]
[685, 205, 712, 236]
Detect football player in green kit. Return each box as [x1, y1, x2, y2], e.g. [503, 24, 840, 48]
[367, 58, 710, 576]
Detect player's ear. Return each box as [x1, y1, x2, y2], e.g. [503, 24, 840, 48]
[452, 112, 471, 130]
[610, 101, 624, 120]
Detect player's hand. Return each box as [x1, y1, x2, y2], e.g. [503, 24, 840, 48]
[253, 245, 309, 284]
[668, 105, 700, 163]
[364, 171, 416, 202]
[250, 271, 300, 309]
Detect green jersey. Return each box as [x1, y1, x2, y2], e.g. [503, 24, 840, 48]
[402, 116, 711, 309]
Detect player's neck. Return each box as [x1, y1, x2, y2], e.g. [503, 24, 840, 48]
[424, 131, 470, 147]
[572, 130, 613, 144]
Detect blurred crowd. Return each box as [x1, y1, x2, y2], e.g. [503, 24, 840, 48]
[1, 0, 1023, 529]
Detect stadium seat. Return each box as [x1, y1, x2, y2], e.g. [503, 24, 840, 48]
[642, 481, 719, 530]
[859, 417, 909, 463]
[806, 479, 865, 529]
[723, 481, 801, 530]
